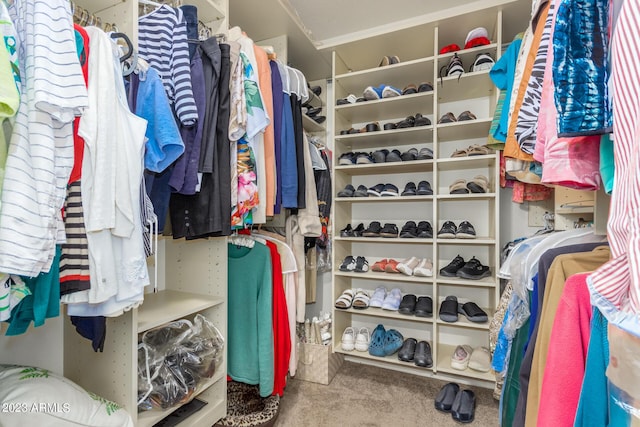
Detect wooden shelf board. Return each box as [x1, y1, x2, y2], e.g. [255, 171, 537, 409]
[302, 114, 325, 133]
[335, 194, 434, 202]
[436, 344, 495, 382]
[335, 160, 434, 175]
[138, 290, 224, 333]
[436, 237, 496, 245]
[335, 347, 434, 371]
[335, 306, 434, 324]
[335, 56, 435, 95]
[335, 125, 434, 147]
[436, 154, 497, 169]
[436, 193, 496, 200]
[335, 236, 434, 244]
[335, 270, 434, 284]
[435, 308, 494, 330]
[435, 275, 498, 288]
[335, 92, 435, 123]
[137, 369, 225, 427]
[436, 118, 493, 141]
[437, 70, 494, 103]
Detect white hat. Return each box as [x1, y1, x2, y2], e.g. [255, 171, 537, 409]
[465, 27, 489, 46]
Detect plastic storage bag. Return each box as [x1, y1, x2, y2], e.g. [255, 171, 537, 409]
[137, 314, 224, 410]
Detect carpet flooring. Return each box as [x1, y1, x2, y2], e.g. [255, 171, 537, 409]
[275, 361, 499, 427]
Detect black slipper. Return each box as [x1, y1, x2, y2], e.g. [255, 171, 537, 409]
[451, 389, 476, 423]
[435, 382, 460, 412]
[439, 295, 459, 322]
[414, 296, 433, 317]
[458, 302, 488, 323]
[396, 116, 416, 128]
[398, 294, 417, 315]
[414, 113, 431, 127]
[398, 338, 417, 362]
[413, 341, 432, 367]
[384, 122, 397, 130]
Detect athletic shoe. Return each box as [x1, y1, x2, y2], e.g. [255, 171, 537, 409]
[438, 221, 457, 239]
[456, 221, 476, 239]
[439, 255, 466, 277]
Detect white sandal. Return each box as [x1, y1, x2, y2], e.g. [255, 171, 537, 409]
[341, 327, 356, 351]
[352, 289, 370, 309]
[355, 327, 370, 351]
[335, 289, 355, 309]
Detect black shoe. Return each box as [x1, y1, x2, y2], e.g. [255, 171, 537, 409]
[380, 223, 399, 238]
[354, 185, 369, 197]
[362, 221, 382, 237]
[451, 389, 476, 423]
[367, 183, 385, 197]
[417, 221, 433, 238]
[354, 256, 369, 273]
[339, 255, 356, 271]
[398, 294, 417, 315]
[435, 383, 460, 413]
[380, 183, 399, 197]
[309, 85, 322, 96]
[456, 221, 476, 239]
[414, 113, 431, 127]
[401, 148, 418, 161]
[414, 341, 433, 368]
[372, 149, 389, 163]
[355, 152, 373, 164]
[440, 255, 466, 277]
[438, 221, 457, 239]
[337, 184, 355, 197]
[399, 221, 418, 238]
[340, 224, 353, 237]
[353, 223, 365, 237]
[396, 115, 416, 128]
[456, 257, 491, 280]
[338, 152, 355, 165]
[304, 106, 321, 116]
[401, 182, 417, 196]
[386, 149, 403, 162]
[312, 115, 326, 124]
[416, 180, 433, 195]
[398, 338, 417, 362]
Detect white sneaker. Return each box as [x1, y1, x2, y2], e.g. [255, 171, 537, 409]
[355, 327, 370, 352]
[341, 327, 356, 351]
[413, 258, 433, 277]
[397, 257, 420, 276]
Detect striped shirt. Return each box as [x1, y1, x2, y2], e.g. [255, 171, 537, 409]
[0, 0, 87, 276]
[588, 0, 640, 336]
[138, 5, 198, 126]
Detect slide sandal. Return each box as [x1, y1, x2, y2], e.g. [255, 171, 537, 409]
[458, 301, 488, 323]
[449, 179, 470, 194]
[439, 295, 459, 322]
[435, 382, 460, 412]
[352, 289, 370, 309]
[334, 289, 355, 309]
[398, 294, 417, 315]
[466, 175, 488, 193]
[414, 296, 433, 317]
[451, 389, 476, 423]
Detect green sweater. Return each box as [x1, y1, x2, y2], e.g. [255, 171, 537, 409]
[227, 243, 274, 397]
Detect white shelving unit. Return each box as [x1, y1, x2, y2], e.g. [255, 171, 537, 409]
[0, 2, 230, 426]
[330, 1, 530, 386]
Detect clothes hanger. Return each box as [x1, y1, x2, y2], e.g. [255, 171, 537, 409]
[110, 32, 134, 63]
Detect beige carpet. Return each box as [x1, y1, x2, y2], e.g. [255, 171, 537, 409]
[276, 362, 498, 427]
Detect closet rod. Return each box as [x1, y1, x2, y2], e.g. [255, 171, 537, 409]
[138, 0, 164, 8]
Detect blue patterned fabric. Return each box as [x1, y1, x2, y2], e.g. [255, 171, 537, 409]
[553, 0, 610, 136]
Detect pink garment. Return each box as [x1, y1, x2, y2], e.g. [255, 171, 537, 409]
[538, 273, 593, 427]
[541, 135, 602, 190]
[534, 0, 560, 163]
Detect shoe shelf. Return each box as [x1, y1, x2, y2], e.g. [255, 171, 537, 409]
[335, 126, 434, 147]
[137, 369, 226, 427]
[436, 43, 499, 71]
[137, 290, 225, 333]
[335, 236, 434, 244]
[436, 193, 496, 200]
[336, 306, 434, 325]
[436, 344, 495, 382]
[435, 308, 495, 330]
[334, 91, 434, 123]
[335, 160, 434, 175]
[435, 275, 498, 288]
[335, 270, 434, 284]
[335, 194, 434, 203]
[436, 118, 493, 142]
[335, 346, 434, 371]
[436, 237, 496, 245]
[436, 154, 497, 170]
[437, 70, 494, 103]
[334, 56, 435, 95]
[302, 114, 325, 133]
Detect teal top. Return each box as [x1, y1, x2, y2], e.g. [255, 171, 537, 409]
[227, 243, 274, 397]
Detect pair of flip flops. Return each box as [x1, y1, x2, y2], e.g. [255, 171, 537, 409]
[435, 383, 476, 423]
[439, 296, 488, 323]
[449, 175, 489, 194]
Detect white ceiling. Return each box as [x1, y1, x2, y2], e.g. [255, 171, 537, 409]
[229, 0, 529, 81]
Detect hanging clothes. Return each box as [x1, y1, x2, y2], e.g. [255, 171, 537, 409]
[0, 0, 88, 277]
